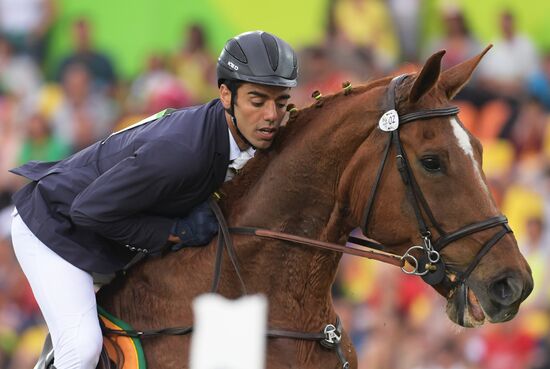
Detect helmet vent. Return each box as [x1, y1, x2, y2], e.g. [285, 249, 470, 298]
[261, 32, 279, 72]
[226, 39, 247, 64]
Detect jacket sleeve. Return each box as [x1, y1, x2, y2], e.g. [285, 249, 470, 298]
[69, 141, 203, 253]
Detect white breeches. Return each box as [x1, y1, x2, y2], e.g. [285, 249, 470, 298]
[11, 210, 103, 369]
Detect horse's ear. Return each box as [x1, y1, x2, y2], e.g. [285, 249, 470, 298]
[408, 50, 446, 104]
[440, 44, 493, 100]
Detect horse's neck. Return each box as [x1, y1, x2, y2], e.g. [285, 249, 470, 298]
[232, 128, 354, 239]
[225, 108, 373, 322]
[225, 84, 384, 237]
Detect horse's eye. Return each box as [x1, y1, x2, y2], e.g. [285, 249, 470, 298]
[420, 156, 441, 172]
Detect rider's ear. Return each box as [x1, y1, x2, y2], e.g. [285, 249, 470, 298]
[408, 50, 445, 104]
[219, 84, 232, 109]
[440, 44, 493, 100]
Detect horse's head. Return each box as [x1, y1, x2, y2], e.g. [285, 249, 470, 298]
[337, 46, 533, 327]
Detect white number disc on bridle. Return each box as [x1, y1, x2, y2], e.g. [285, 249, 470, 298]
[379, 109, 400, 132]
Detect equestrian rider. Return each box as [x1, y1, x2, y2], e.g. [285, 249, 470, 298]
[9, 30, 298, 369]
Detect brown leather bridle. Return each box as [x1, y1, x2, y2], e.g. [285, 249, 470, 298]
[348, 74, 511, 325]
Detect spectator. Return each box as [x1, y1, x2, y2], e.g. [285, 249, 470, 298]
[51, 62, 117, 151]
[511, 98, 547, 158]
[0, 35, 42, 109]
[172, 23, 217, 104]
[0, 96, 21, 198]
[422, 6, 482, 71]
[0, 235, 42, 368]
[0, 0, 56, 64]
[413, 339, 469, 369]
[527, 51, 550, 111]
[292, 46, 353, 107]
[387, 0, 421, 62]
[478, 10, 539, 98]
[331, 0, 399, 71]
[519, 217, 549, 309]
[531, 323, 550, 369]
[127, 52, 192, 117]
[17, 112, 70, 164]
[477, 321, 536, 369]
[55, 17, 117, 94]
[472, 10, 539, 140]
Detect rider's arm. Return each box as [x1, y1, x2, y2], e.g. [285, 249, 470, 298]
[69, 140, 204, 254]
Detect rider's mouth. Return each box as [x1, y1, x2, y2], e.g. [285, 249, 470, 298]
[258, 127, 277, 140]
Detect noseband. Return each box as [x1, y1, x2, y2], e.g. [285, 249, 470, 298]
[354, 74, 511, 325]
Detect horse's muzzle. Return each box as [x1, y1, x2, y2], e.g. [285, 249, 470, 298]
[484, 272, 533, 322]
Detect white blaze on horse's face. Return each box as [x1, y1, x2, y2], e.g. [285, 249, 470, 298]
[449, 118, 493, 200]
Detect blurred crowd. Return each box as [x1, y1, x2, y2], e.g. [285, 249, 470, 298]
[0, 0, 549, 367]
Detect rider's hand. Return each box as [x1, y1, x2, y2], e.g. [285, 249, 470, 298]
[170, 201, 219, 250]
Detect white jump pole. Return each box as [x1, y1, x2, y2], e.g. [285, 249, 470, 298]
[190, 294, 268, 369]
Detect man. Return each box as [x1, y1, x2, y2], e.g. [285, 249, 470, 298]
[10, 30, 297, 369]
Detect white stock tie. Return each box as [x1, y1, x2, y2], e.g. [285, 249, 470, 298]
[225, 149, 255, 181]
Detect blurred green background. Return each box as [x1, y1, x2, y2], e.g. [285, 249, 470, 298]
[47, 0, 550, 79]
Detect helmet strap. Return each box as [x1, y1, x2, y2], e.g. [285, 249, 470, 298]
[230, 115, 255, 150]
[227, 83, 255, 149]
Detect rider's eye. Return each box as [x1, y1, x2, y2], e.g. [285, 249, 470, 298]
[420, 156, 441, 172]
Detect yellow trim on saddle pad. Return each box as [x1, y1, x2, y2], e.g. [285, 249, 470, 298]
[98, 306, 147, 369]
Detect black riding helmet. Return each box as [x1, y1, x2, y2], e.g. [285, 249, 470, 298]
[217, 31, 298, 147]
[217, 30, 298, 88]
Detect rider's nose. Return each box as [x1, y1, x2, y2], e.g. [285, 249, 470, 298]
[263, 102, 277, 122]
[488, 274, 523, 307]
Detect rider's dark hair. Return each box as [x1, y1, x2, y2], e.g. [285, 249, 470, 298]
[219, 79, 243, 116]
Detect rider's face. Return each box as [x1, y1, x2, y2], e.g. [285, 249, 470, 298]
[220, 82, 291, 149]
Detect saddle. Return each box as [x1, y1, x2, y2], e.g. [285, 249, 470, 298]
[33, 307, 146, 369]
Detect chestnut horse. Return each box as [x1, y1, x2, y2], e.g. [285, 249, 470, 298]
[96, 47, 533, 368]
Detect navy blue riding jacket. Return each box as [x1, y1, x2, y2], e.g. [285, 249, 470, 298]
[10, 99, 230, 273]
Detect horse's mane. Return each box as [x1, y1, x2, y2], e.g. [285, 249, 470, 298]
[220, 77, 393, 210]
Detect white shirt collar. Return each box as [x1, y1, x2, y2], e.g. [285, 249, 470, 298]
[228, 128, 255, 161]
[228, 128, 242, 161]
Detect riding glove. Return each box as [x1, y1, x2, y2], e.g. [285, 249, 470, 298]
[171, 201, 219, 250]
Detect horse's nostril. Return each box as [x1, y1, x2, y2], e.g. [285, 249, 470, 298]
[495, 279, 512, 299]
[489, 276, 522, 306]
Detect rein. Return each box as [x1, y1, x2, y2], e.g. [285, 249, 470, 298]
[102, 74, 511, 366]
[229, 227, 403, 267]
[102, 197, 353, 368]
